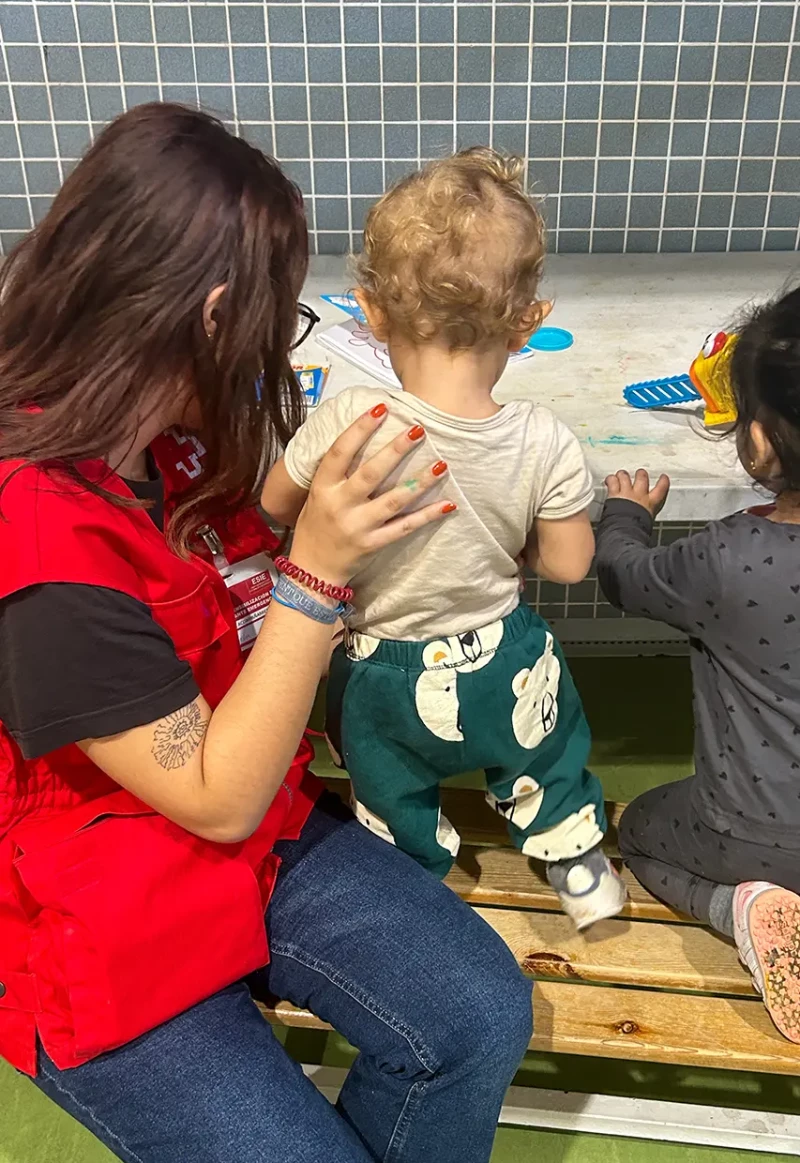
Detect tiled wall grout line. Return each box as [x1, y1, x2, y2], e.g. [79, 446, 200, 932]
[299, 0, 315, 252]
[523, 0, 534, 189]
[186, 2, 201, 113]
[621, 0, 647, 251]
[338, 0, 351, 250]
[0, 33, 35, 232]
[551, 55, 564, 238]
[147, 0, 164, 106]
[0, 0, 798, 256]
[656, 0, 687, 253]
[487, 0, 496, 154]
[68, 0, 93, 145]
[413, 0, 420, 174]
[224, 0, 243, 134]
[556, 0, 573, 240]
[726, 0, 758, 252]
[762, 0, 799, 252]
[690, 0, 727, 252]
[589, 0, 611, 252]
[108, 1, 128, 125]
[31, 2, 63, 187]
[376, 0, 386, 222]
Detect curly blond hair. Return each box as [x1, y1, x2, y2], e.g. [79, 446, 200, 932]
[355, 147, 546, 351]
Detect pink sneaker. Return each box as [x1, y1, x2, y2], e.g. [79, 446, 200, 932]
[733, 882, 800, 1043]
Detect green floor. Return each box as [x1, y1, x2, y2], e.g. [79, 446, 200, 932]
[2, 1069, 793, 1163]
[2, 657, 793, 1162]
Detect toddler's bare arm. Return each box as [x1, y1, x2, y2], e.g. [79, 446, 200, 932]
[524, 509, 594, 586]
[261, 457, 309, 528]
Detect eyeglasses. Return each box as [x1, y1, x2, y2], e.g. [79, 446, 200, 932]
[292, 302, 320, 351]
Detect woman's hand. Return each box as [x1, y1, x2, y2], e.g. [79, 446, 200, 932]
[290, 404, 454, 585]
[605, 469, 670, 518]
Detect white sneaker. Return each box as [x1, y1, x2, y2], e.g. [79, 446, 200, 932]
[548, 850, 628, 931]
[733, 881, 800, 1043]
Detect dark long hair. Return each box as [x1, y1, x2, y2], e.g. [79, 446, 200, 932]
[730, 284, 800, 494]
[0, 102, 308, 550]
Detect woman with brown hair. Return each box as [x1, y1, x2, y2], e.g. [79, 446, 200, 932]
[0, 104, 531, 1163]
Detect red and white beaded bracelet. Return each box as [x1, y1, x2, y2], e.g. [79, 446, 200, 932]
[273, 556, 354, 605]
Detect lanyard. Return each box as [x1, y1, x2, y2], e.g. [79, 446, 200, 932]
[199, 525, 277, 653]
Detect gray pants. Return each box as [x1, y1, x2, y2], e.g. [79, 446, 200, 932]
[619, 777, 800, 927]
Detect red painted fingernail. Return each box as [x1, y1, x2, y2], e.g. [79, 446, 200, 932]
[442, 502, 457, 514]
[432, 460, 448, 477]
[371, 403, 387, 418]
[408, 424, 425, 441]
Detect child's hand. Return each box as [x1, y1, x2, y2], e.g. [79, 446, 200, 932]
[605, 469, 670, 518]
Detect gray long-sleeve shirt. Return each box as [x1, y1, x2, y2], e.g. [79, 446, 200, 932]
[595, 498, 800, 847]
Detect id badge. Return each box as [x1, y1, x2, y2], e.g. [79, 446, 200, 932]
[225, 553, 278, 652]
[199, 527, 277, 653]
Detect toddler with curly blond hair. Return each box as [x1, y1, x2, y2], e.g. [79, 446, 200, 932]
[262, 148, 624, 928]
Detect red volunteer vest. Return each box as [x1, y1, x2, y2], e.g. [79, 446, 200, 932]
[153, 428, 278, 566]
[0, 435, 319, 1076]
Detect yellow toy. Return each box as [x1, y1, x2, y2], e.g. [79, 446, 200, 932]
[689, 330, 738, 427]
[624, 329, 739, 427]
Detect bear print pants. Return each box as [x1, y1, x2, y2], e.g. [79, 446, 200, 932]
[325, 603, 606, 879]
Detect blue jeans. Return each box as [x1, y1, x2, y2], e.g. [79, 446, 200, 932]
[32, 794, 532, 1162]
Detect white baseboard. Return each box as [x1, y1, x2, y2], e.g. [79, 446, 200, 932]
[302, 1065, 800, 1155]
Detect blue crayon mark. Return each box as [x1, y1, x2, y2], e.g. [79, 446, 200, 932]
[586, 434, 653, 448]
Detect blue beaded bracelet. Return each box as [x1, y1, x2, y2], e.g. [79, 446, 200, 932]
[272, 574, 352, 625]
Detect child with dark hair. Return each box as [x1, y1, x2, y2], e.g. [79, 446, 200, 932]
[596, 284, 800, 1043]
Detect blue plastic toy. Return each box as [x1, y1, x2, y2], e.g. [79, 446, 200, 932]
[623, 374, 702, 410]
[524, 327, 573, 353]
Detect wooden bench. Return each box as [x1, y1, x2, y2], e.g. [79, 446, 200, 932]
[262, 778, 800, 1077]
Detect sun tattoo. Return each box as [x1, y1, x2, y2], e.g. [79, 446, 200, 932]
[152, 705, 208, 770]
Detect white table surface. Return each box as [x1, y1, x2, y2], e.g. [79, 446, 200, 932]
[297, 252, 800, 522]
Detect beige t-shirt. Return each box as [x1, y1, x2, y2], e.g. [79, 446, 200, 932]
[283, 386, 594, 640]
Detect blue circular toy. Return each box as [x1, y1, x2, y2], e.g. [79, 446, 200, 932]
[525, 326, 574, 353]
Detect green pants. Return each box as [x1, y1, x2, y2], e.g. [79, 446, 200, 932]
[326, 603, 606, 879]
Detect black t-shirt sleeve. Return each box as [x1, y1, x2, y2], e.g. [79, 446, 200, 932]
[0, 583, 200, 759]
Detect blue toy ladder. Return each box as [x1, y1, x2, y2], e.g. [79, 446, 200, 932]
[623, 374, 701, 410]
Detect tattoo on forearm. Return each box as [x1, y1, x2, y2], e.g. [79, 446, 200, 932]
[152, 704, 208, 770]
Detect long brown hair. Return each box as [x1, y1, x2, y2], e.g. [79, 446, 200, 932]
[0, 103, 308, 550]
